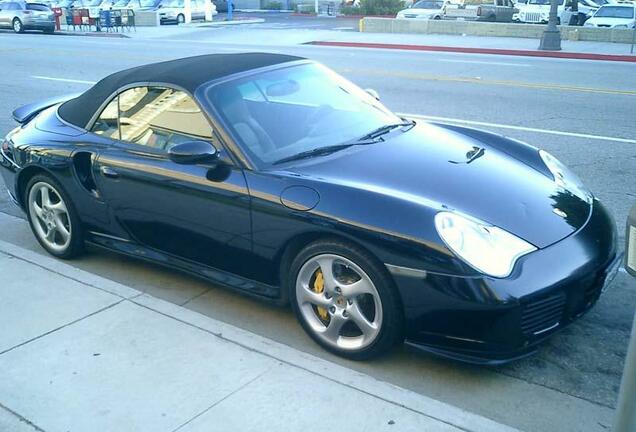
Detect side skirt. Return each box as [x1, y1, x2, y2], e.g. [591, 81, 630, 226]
[86, 232, 282, 302]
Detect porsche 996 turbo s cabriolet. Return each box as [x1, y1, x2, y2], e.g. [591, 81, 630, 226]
[0, 53, 620, 363]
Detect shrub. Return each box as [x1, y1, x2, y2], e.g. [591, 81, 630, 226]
[341, 0, 404, 15]
[263, 1, 282, 9]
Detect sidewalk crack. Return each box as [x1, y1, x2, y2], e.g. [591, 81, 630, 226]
[0, 402, 47, 432]
[170, 368, 270, 432]
[0, 299, 124, 357]
[2, 251, 135, 300]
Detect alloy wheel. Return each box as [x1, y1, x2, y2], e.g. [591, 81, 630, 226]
[13, 18, 22, 33]
[295, 254, 383, 351]
[28, 182, 72, 253]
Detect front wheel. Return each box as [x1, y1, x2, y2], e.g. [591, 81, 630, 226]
[289, 240, 403, 360]
[25, 174, 84, 259]
[13, 18, 23, 33]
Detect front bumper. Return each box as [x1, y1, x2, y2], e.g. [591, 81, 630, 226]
[0, 140, 20, 208]
[394, 200, 618, 364]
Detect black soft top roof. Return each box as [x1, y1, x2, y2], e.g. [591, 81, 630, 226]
[58, 53, 303, 128]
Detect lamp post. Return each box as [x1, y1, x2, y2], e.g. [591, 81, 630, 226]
[227, 0, 233, 20]
[615, 203, 636, 432]
[539, 0, 561, 50]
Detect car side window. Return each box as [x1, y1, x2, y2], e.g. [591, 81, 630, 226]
[91, 96, 120, 139]
[94, 86, 214, 151]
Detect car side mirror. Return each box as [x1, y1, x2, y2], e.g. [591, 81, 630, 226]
[365, 88, 380, 101]
[168, 140, 219, 164]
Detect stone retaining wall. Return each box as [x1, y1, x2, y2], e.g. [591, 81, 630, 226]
[360, 18, 635, 44]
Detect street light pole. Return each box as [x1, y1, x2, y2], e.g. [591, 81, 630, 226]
[614, 305, 636, 431]
[615, 204, 636, 431]
[539, 0, 562, 50]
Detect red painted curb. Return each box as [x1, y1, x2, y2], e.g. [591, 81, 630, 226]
[307, 40, 636, 63]
[291, 13, 394, 18]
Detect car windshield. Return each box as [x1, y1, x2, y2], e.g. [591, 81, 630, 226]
[139, 0, 158, 5]
[203, 63, 403, 167]
[595, 5, 633, 17]
[26, 3, 50, 10]
[411, 1, 443, 8]
[161, 0, 182, 6]
[113, 0, 128, 5]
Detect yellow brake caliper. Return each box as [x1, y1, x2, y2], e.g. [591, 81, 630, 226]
[313, 269, 330, 322]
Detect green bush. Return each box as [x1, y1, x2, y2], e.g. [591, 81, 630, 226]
[341, 0, 404, 15]
[263, 1, 282, 9]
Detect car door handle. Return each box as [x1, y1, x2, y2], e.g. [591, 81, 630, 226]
[100, 166, 119, 178]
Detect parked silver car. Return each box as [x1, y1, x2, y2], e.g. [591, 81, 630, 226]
[0, 1, 55, 33]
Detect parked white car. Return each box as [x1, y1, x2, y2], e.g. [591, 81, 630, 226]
[396, 0, 449, 19]
[516, 0, 602, 23]
[158, 0, 216, 24]
[584, 2, 635, 27]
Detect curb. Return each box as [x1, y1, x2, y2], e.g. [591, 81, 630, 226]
[306, 40, 636, 62]
[194, 18, 265, 26]
[51, 30, 129, 38]
[0, 212, 518, 432]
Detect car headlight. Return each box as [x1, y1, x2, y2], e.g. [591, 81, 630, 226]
[539, 150, 593, 204]
[435, 212, 536, 278]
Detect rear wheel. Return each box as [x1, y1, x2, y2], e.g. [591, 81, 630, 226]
[13, 18, 23, 33]
[289, 239, 403, 360]
[43, 26, 55, 34]
[25, 174, 83, 259]
[177, 13, 185, 23]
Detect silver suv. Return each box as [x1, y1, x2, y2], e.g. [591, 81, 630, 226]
[0, 1, 55, 33]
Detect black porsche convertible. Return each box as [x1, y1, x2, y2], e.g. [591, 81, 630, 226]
[0, 53, 620, 363]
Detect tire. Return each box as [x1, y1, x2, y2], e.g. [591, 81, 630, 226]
[43, 26, 55, 34]
[433, 15, 441, 20]
[177, 13, 185, 24]
[12, 18, 23, 33]
[25, 174, 84, 259]
[289, 239, 404, 360]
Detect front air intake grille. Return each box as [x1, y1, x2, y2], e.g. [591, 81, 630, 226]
[521, 292, 566, 335]
[524, 12, 543, 23]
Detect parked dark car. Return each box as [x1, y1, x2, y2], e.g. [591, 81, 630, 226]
[0, 54, 620, 363]
[0, 1, 55, 33]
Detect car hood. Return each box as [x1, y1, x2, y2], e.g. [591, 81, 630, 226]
[587, 17, 633, 25]
[399, 8, 440, 14]
[520, 4, 553, 11]
[287, 123, 591, 249]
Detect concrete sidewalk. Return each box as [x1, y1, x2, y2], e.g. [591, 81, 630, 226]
[0, 239, 518, 432]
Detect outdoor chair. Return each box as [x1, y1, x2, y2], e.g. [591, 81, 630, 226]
[122, 9, 136, 32]
[99, 9, 113, 32]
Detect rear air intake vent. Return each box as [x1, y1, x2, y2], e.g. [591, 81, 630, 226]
[521, 292, 566, 335]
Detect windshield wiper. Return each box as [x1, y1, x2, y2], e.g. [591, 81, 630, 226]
[272, 137, 383, 165]
[272, 144, 355, 165]
[356, 120, 415, 142]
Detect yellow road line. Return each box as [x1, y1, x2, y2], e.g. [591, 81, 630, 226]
[340, 68, 636, 96]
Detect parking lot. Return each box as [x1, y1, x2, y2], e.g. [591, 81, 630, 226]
[0, 19, 635, 432]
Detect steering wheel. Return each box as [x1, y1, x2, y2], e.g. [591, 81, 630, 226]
[303, 105, 335, 136]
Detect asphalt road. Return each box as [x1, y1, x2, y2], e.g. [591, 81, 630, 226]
[0, 21, 635, 432]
